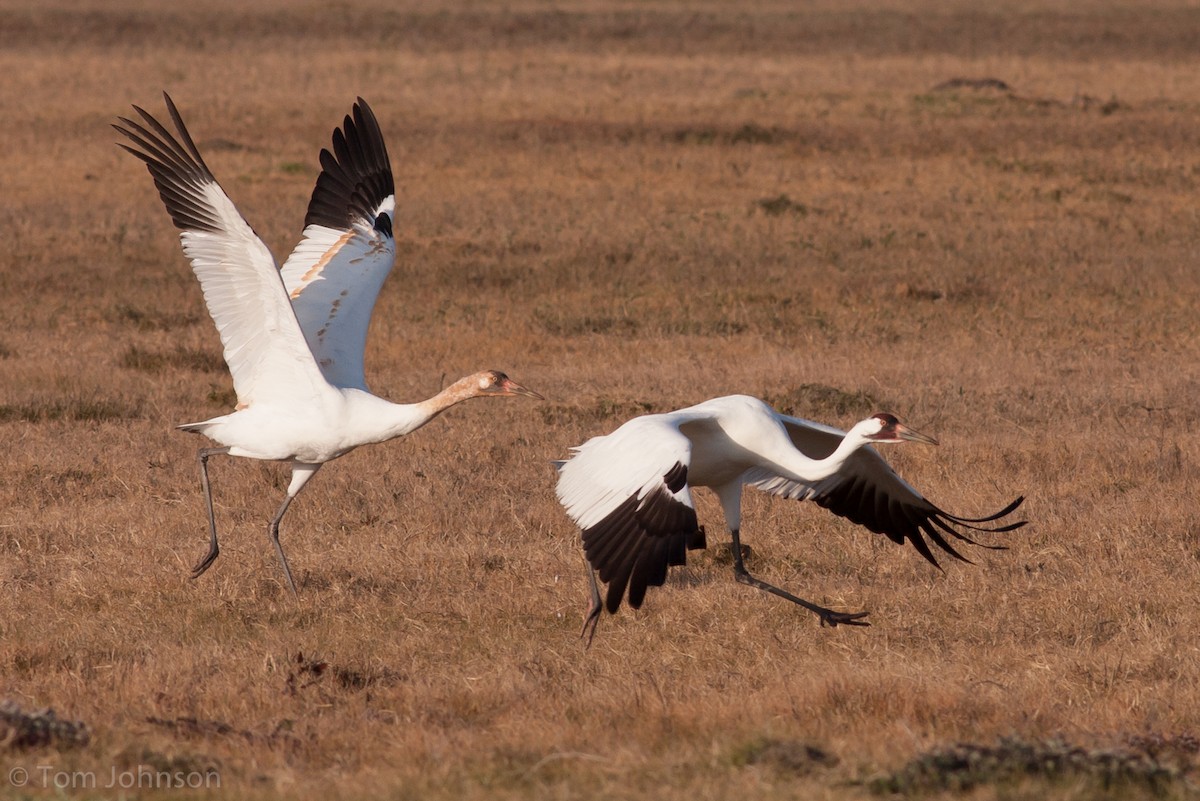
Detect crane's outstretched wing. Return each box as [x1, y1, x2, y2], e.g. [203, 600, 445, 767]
[278, 99, 396, 391]
[748, 414, 1025, 568]
[114, 93, 330, 407]
[556, 415, 704, 613]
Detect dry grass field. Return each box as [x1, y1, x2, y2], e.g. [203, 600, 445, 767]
[3, 0, 1200, 798]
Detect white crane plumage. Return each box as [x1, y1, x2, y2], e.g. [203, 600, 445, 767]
[555, 395, 1025, 643]
[116, 94, 542, 593]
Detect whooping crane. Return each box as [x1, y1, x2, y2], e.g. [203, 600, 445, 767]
[116, 94, 542, 594]
[555, 395, 1025, 643]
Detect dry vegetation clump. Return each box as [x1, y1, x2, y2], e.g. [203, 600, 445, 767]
[3, 0, 1200, 799]
[869, 736, 1195, 797]
[0, 701, 90, 751]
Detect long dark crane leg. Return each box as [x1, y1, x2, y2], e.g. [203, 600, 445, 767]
[192, 446, 231, 579]
[729, 528, 870, 628]
[581, 561, 603, 647]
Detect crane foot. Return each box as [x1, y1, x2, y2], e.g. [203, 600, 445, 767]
[819, 609, 870, 628]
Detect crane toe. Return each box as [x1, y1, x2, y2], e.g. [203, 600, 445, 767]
[819, 609, 871, 628]
[190, 547, 219, 579]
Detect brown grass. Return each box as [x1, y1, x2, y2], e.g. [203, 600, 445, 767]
[3, 0, 1200, 798]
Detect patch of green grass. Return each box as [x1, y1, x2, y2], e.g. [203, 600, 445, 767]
[109, 303, 199, 332]
[755, 194, 809, 217]
[533, 307, 640, 336]
[655, 317, 749, 336]
[911, 92, 1004, 118]
[729, 123, 785, 144]
[112, 746, 224, 785]
[670, 126, 718, 145]
[669, 123, 791, 146]
[765, 383, 880, 419]
[0, 395, 141, 423]
[727, 736, 838, 775]
[121, 345, 224, 373]
[539, 397, 659, 427]
[205, 386, 237, 407]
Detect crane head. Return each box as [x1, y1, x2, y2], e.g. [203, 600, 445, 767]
[476, 370, 545, 400]
[864, 412, 939, 446]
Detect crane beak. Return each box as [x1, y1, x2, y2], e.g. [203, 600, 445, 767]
[497, 377, 545, 400]
[896, 423, 939, 446]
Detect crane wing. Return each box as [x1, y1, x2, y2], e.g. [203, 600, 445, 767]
[279, 99, 396, 391]
[556, 416, 704, 614]
[748, 414, 1026, 568]
[114, 94, 329, 407]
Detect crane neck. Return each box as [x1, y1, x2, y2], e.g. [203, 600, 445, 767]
[780, 424, 875, 483]
[367, 374, 487, 441]
[412, 375, 489, 423]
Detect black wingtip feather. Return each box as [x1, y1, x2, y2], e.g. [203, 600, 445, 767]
[606, 542, 638, 613]
[809, 466, 1026, 567]
[160, 92, 212, 175]
[938, 495, 1026, 525]
[628, 538, 667, 609]
[374, 212, 393, 237]
[919, 522, 972, 564]
[663, 462, 688, 493]
[930, 515, 1020, 550]
[114, 96, 223, 234]
[907, 530, 943, 570]
[302, 98, 395, 234]
[580, 480, 699, 617]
